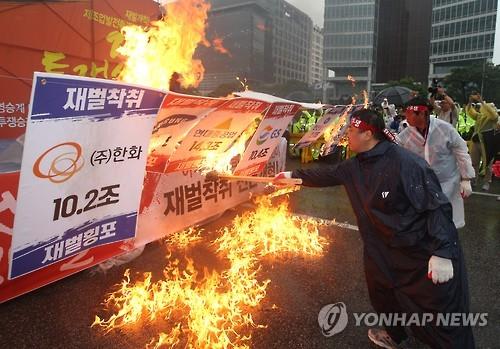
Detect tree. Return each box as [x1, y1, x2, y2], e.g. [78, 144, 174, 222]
[444, 62, 500, 105]
[386, 77, 427, 97]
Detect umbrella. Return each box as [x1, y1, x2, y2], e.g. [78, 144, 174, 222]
[373, 86, 413, 107]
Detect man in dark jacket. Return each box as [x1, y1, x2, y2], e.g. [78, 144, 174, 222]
[274, 109, 474, 349]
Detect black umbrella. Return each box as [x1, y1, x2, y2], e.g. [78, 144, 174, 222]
[373, 86, 412, 107]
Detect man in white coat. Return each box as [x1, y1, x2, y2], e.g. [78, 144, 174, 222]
[398, 97, 475, 229]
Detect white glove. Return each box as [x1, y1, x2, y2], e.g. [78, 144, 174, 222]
[273, 171, 292, 186]
[428, 255, 454, 284]
[460, 180, 472, 198]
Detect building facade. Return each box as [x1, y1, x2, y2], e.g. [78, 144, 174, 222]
[265, 0, 313, 84]
[310, 25, 324, 85]
[376, 0, 432, 84]
[198, 0, 314, 95]
[197, 0, 273, 95]
[323, 0, 379, 104]
[429, 0, 497, 81]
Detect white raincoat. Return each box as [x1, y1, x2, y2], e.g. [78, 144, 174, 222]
[397, 117, 475, 228]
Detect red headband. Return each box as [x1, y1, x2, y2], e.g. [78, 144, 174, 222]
[350, 117, 379, 134]
[406, 105, 429, 112]
[350, 117, 396, 143]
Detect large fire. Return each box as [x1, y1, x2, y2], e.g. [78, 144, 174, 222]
[347, 75, 356, 88]
[362, 90, 369, 109]
[322, 74, 371, 151]
[201, 118, 261, 175]
[92, 195, 328, 348]
[117, 0, 211, 89]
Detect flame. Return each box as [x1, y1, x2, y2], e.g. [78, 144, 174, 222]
[347, 75, 356, 88]
[362, 90, 369, 109]
[147, 136, 166, 156]
[216, 196, 327, 258]
[200, 118, 260, 174]
[116, 0, 210, 89]
[93, 195, 327, 348]
[256, 23, 267, 32]
[164, 228, 203, 250]
[236, 76, 249, 91]
[212, 37, 231, 57]
[323, 104, 353, 149]
[264, 185, 301, 199]
[320, 73, 361, 151]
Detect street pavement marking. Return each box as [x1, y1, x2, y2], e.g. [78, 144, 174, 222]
[471, 191, 500, 198]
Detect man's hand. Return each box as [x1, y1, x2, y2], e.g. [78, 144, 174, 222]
[428, 255, 454, 284]
[460, 180, 472, 198]
[273, 171, 292, 186]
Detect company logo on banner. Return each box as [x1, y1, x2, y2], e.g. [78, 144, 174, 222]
[9, 72, 165, 279]
[234, 102, 300, 176]
[165, 98, 270, 173]
[147, 93, 224, 173]
[33, 142, 84, 183]
[256, 125, 274, 146]
[294, 105, 346, 149]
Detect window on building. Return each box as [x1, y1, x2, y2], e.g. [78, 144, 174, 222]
[473, 18, 479, 32]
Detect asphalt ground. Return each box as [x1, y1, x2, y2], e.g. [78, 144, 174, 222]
[0, 159, 498, 349]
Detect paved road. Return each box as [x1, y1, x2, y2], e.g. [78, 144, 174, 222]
[0, 160, 498, 349]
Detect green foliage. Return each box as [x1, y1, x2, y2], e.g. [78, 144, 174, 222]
[443, 62, 500, 105]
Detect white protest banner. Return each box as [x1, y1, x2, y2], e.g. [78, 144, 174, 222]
[294, 105, 346, 149]
[9, 73, 165, 279]
[136, 146, 286, 246]
[234, 102, 300, 176]
[146, 93, 225, 173]
[321, 105, 365, 156]
[165, 98, 270, 173]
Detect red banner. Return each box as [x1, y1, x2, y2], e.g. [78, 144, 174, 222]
[0, 0, 160, 139]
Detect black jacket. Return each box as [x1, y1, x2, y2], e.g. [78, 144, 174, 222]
[292, 141, 459, 262]
[293, 141, 475, 348]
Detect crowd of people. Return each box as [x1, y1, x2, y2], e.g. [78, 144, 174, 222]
[274, 87, 499, 349]
[380, 89, 500, 196]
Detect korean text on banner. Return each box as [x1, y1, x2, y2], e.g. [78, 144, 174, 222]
[137, 143, 287, 246]
[147, 93, 224, 173]
[9, 72, 165, 279]
[165, 98, 270, 173]
[294, 105, 346, 149]
[234, 102, 300, 176]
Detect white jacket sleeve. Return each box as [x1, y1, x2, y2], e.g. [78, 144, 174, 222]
[449, 128, 475, 179]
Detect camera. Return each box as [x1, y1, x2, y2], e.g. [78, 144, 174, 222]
[428, 78, 443, 100]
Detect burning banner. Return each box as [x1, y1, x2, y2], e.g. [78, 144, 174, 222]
[321, 105, 365, 157]
[294, 105, 347, 150]
[234, 103, 301, 176]
[117, 0, 210, 90]
[147, 93, 225, 173]
[165, 98, 270, 174]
